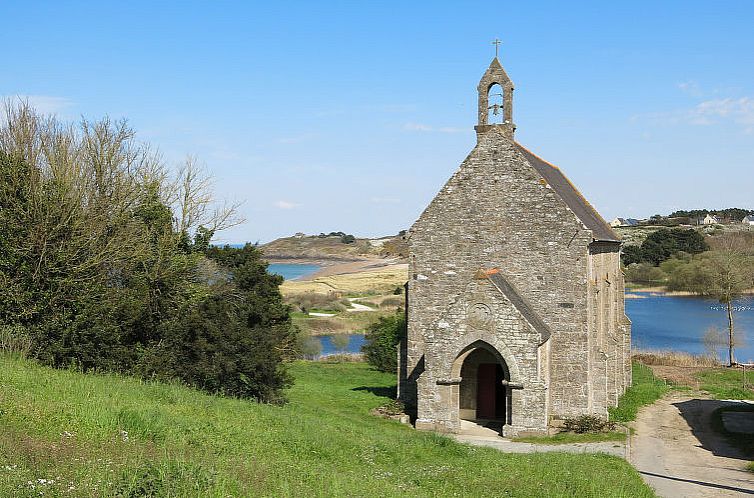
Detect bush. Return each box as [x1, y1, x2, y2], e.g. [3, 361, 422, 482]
[622, 228, 708, 266]
[303, 317, 348, 334]
[0, 324, 33, 357]
[298, 334, 322, 360]
[378, 296, 405, 308]
[362, 313, 406, 373]
[623, 263, 666, 284]
[140, 290, 292, 402]
[286, 292, 345, 313]
[140, 246, 297, 402]
[562, 415, 615, 433]
[0, 106, 292, 404]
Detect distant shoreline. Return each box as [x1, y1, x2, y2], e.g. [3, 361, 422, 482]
[266, 256, 407, 281]
[626, 285, 754, 298]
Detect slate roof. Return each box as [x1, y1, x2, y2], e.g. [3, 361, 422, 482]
[485, 270, 552, 345]
[515, 143, 621, 243]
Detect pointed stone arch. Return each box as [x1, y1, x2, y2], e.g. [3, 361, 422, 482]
[447, 336, 521, 383]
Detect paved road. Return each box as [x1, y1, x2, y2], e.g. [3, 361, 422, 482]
[631, 394, 754, 497]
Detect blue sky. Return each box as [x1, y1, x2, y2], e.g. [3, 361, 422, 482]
[2, 1, 753, 243]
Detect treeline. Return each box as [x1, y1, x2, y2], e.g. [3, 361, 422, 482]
[622, 228, 708, 266]
[0, 102, 296, 401]
[669, 208, 754, 221]
[316, 231, 356, 243]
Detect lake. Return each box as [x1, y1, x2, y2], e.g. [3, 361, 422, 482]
[268, 263, 320, 280]
[626, 292, 754, 363]
[309, 293, 754, 361]
[318, 334, 367, 356]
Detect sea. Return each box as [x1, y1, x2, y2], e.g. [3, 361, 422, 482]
[267, 263, 320, 281]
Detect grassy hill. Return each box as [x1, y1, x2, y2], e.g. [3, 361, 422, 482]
[0, 355, 654, 497]
[261, 233, 407, 261]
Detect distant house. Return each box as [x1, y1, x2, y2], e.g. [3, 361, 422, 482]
[702, 214, 720, 225]
[610, 217, 639, 227]
[742, 215, 754, 226]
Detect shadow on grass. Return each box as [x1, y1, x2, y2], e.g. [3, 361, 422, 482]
[673, 398, 754, 460]
[639, 470, 754, 495]
[352, 385, 396, 398]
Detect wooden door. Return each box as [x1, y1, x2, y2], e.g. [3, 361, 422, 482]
[476, 363, 497, 419]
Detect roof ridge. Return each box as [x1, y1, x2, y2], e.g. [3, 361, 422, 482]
[515, 143, 561, 170]
[514, 142, 620, 243]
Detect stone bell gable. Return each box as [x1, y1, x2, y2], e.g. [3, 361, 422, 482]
[398, 56, 631, 437]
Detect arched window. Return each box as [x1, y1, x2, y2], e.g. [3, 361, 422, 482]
[487, 83, 505, 124]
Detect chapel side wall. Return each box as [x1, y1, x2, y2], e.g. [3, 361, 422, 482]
[587, 243, 626, 412]
[618, 250, 632, 394]
[408, 132, 595, 423]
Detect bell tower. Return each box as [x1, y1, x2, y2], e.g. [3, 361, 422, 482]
[475, 41, 515, 141]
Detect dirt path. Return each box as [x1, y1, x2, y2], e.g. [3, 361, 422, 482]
[346, 297, 376, 312]
[631, 393, 754, 497]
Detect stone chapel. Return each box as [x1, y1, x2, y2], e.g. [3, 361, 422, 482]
[398, 55, 632, 436]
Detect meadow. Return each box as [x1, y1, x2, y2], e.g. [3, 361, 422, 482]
[0, 355, 654, 497]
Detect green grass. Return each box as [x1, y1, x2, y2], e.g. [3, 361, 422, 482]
[609, 362, 670, 423]
[0, 355, 655, 497]
[694, 368, 754, 400]
[513, 431, 627, 445]
[747, 461, 754, 474]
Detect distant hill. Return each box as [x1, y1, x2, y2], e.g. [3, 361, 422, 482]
[261, 232, 408, 261]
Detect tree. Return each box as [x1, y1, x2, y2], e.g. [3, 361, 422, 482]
[621, 245, 643, 266]
[665, 234, 754, 366]
[622, 228, 708, 266]
[0, 101, 295, 402]
[330, 334, 350, 353]
[623, 263, 666, 284]
[698, 236, 754, 366]
[362, 313, 406, 373]
[702, 325, 727, 361]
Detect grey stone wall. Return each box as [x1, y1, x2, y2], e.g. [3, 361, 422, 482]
[400, 126, 630, 436]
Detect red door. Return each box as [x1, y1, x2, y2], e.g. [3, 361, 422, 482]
[477, 363, 497, 419]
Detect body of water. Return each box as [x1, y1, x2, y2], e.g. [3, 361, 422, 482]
[317, 334, 366, 356]
[626, 292, 754, 363]
[300, 289, 754, 362]
[268, 263, 320, 280]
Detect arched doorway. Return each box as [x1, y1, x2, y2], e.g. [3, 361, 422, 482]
[456, 345, 510, 424]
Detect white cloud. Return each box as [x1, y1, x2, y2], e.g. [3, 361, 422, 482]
[638, 96, 754, 133]
[402, 122, 465, 134]
[273, 200, 299, 210]
[2, 95, 74, 114]
[692, 97, 754, 127]
[677, 81, 702, 98]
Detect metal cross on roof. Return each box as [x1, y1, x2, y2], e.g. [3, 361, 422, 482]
[491, 38, 502, 58]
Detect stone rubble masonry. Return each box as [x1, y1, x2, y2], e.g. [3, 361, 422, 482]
[398, 67, 631, 436]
